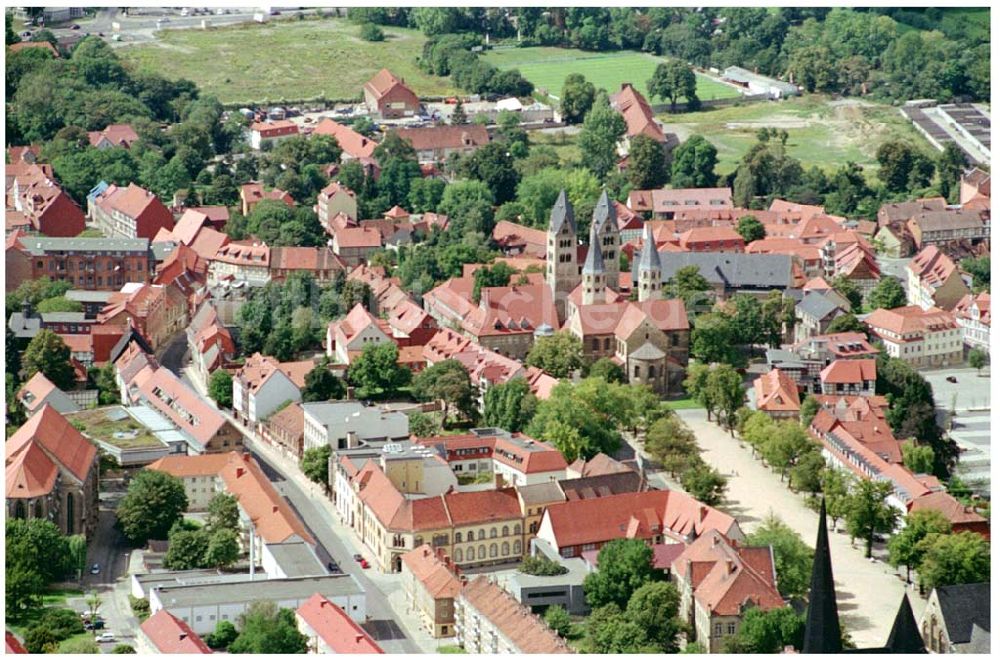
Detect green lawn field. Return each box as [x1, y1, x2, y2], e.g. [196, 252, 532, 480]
[662, 95, 936, 179]
[119, 17, 457, 104]
[483, 47, 740, 102]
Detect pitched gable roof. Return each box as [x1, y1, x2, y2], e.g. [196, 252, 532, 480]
[6, 404, 97, 493]
[753, 369, 801, 413]
[460, 576, 572, 653]
[140, 610, 212, 654]
[296, 594, 383, 654]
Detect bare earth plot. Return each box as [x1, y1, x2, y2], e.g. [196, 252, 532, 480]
[662, 95, 937, 179]
[119, 18, 457, 104]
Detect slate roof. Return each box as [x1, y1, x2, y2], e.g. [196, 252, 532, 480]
[581, 222, 605, 275]
[635, 252, 795, 289]
[548, 190, 575, 235]
[797, 292, 843, 322]
[933, 583, 990, 645]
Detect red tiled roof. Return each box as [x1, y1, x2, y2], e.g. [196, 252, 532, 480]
[609, 83, 665, 142]
[543, 489, 739, 548]
[907, 491, 989, 536]
[96, 183, 163, 220]
[460, 576, 572, 654]
[313, 119, 377, 159]
[395, 125, 490, 152]
[650, 188, 733, 212]
[297, 594, 383, 654]
[365, 68, 412, 99]
[16, 371, 61, 413]
[865, 305, 959, 336]
[443, 488, 523, 525]
[753, 369, 801, 413]
[819, 359, 876, 385]
[137, 367, 231, 447]
[8, 40, 58, 56]
[5, 632, 27, 654]
[678, 226, 744, 249]
[88, 123, 139, 148]
[147, 453, 236, 478]
[140, 610, 212, 654]
[401, 545, 462, 600]
[6, 405, 97, 495]
[953, 292, 990, 328]
[250, 120, 299, 138]
[218, 452, 315, 544]
[673, 530, 784, 617]
[461, 284, 558, 338]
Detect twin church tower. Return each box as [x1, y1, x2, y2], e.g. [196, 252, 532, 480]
[546, 190, 662, 321]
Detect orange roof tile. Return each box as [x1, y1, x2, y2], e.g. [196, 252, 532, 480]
[460, 577, 572, 653]
[140, 610, 212, 653]
[819, 359, 876, 385]
[401, 545, 462, 600]
[296, 594, 383, 654]
[753, 369, 801, 413]
[6, 404, 97, 488]
[313, 119, 377, 160]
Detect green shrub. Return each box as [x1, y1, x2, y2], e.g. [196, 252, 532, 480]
[518, 555, 569, 576]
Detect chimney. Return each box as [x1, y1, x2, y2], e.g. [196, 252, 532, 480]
[345, 386, 356, 401]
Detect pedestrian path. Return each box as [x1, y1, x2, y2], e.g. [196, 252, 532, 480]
[675, 409, 927, 649]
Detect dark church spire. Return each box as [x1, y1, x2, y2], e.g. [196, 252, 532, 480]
[803, 498, 843, 654]
[882, 594, 926, 654]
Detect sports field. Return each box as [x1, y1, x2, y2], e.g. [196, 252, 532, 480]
[483, 47, 741, 101]
[120, 17, 457, 104]
[662, 95, 936, 179]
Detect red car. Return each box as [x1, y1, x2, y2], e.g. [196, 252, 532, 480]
[359, 558, 370, 569]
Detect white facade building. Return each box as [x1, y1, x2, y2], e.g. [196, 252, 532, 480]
[302, 401, 410, 452]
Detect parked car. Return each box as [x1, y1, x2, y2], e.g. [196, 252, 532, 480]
[70, 24, 80, 30]
[359, 558, 370, 569]
[90, 563, 100, 575]
[353, 554, 363, 562]
[947, 376, 958, 383]
[96, 633, 115, 643]
[83, 620, 105, 631]
[327, 561, 341, 573]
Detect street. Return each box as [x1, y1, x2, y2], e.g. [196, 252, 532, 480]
[241, 433, 434, 653]
[674, 408, 926, 649]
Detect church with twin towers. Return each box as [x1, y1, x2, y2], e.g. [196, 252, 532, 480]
[546, 189, 690, 396]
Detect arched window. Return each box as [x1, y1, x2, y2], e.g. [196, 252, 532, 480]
[514, 524, 522, 534]
[490, 527, 497, 539]
[514, 541, 522, 554]
[14, 501, 26, 520]
[501, 525, 509, 537]
[454, 533, 462, 544]
[501, 542, 510, 556]
[34, 501, 43, 519]
[478, 546, 486, 560]
[489, 544, 498, 558]
[478, 529, 485, 540]
[65, 493, 75, 534]
[454, 550, 462, 563]
[467, 547, 475, 562]
[467, 531, 474, 542]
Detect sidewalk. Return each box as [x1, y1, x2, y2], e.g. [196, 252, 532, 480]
[239, 429, 448, 654]
[675, 409, 926, 649]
